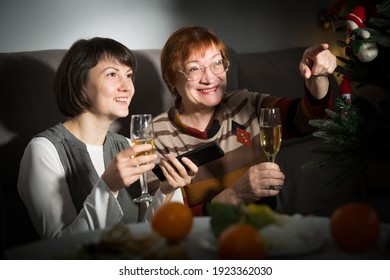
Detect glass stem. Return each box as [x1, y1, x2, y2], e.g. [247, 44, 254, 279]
[268, 155, 276, 163]
[140, 172, 149, 196]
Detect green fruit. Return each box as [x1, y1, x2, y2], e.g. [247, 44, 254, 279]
[245, 204, 275, 229]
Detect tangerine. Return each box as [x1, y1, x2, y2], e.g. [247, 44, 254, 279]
[151, 202, 193, 243]
[217, 223, 266, 259]
[330, 202, 380, 253]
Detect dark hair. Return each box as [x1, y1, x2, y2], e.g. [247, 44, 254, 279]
[161, 26, 229, 97]
[55, 37, 137, 117]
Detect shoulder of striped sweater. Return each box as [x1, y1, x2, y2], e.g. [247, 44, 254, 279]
[152, 111, 169, 121]
[224, 88, 267, 101]
[225, 88, 267, 97]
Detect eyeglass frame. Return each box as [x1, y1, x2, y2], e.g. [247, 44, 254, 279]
[178, 59, 230, 81]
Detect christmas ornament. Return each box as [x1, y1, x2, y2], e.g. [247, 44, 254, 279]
[339, 75, 352, 103]
[345, 5, 366, 32]
[345, 5, 378, 62]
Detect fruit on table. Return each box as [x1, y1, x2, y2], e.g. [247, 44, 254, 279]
[217, 223, 266, 259]
[330, 202, 380, 253]
[151, 202, 193, 244]
[207, 203, 276, 237]
[245, 203, 275, 228]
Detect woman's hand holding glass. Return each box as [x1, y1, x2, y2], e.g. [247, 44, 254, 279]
[259, 108, 283, 191]
[102, 144, 157, 194]
[212, 161, 284, 205]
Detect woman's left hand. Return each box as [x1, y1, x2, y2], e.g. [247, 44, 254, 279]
[158, 154, 198, 194]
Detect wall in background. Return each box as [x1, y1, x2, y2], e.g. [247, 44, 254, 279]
[0, 0, 338, 53]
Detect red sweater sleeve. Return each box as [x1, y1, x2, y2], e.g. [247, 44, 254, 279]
[276, 84, 333, 139]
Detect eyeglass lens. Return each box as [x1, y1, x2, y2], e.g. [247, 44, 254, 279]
[184, 59, 229, 80]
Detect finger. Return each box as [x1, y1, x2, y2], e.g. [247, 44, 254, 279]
[160, 159, 179, 180]
[131, 154, 158, 166]
[254, 171, 285, 187]
[306, 43, 329, 59]
[166, 154, 189, 176]
[180, 157, 198, 176]
[137, 162, 156, 173]
[256, 161, 281, 172]
[160, 164, 181, 187]
[130, 143, 154, 157]
[250, 177, 282, 197]
[300, 43, 329, 79]
[122, 163, 155, 187]
[259, 187, 280, 197]
[257, 175, 284, 186]
[162, 154, 196, 185]
[120, 146, 137, 158]
[161, 155, 182, 176]
[299, 62, 311, 79]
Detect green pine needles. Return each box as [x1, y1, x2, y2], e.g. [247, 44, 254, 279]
[303, 96, 390, 187]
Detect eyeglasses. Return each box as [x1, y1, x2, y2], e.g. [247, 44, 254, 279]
[179, 59, 230, 81]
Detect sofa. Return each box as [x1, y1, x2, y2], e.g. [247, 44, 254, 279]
[0, 46, 384, 250]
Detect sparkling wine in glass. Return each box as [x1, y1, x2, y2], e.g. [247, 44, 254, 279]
[130, 114, 156, 203]
[259, 108, 283, 190]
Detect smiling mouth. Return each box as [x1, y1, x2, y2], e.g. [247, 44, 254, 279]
[199, 86, 217, 94]
[114, 97, 128, 103]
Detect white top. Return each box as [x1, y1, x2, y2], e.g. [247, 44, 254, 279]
[17, 137, 183, 239]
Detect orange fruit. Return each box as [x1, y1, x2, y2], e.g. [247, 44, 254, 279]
[330, 202, 380, 253]
[217, 223, 266, 259]
[151, 202, 193, 244]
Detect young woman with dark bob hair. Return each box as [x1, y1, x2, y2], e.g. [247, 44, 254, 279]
[17, 37, 174, 239]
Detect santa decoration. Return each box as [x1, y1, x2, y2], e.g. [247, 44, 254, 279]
[339, 75, 352, 103]
[345, 5, 378, 62]
[345, 5, 367, 33]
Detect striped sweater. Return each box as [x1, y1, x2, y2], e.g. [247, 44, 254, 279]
[148, 88, 332, 215]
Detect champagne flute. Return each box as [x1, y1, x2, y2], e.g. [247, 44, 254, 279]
[130, 114, 156, 203]
[259, 108, 283, 191]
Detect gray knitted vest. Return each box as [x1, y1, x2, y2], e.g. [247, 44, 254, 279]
[37, 123, 140, 223]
